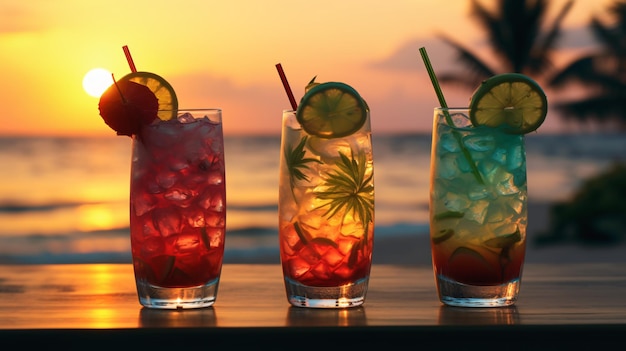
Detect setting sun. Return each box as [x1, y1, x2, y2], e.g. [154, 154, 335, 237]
[83, 68, 113, 98]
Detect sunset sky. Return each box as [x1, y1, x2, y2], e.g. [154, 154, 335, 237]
[0, 0, 612, 136]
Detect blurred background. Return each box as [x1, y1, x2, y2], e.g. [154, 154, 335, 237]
[1, 0, 625, 264]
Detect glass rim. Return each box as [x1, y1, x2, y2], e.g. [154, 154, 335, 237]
[434, 107, 469, 111]
[159, 108, 222, 112]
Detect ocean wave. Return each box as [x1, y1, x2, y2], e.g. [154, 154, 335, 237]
[0, 201, 92, 213]
[228, 204, 277, 211]
[0, 201, 279, 214]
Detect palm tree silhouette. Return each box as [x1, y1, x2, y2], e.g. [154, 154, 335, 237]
[548, 0, 626, 129]
[438, 0, 573, 89]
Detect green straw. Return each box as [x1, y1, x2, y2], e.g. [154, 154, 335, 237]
[419, 47, 454, 125]
[419, 47, 484, 184]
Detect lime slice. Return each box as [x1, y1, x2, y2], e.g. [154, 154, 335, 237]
[469, 73, 547, 134]
[296, 82, 367, 139]
[121, 71, 178, 120]
[432, 228, 454, 244]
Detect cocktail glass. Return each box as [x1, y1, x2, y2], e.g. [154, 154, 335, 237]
[430, 107, 527, 307]
[278, 109, 375, 308]
[130, 109, 226, 309]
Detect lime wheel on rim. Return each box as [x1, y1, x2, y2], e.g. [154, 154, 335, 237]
[469, 73, 547, 134]
[296, 82, 368, 139]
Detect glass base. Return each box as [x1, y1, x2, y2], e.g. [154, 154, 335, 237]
[436, 275, 520, 308]
[135, 278, 219, 309]
[284, 276, 369, 308]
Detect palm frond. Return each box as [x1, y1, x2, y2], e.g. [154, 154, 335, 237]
[591, 18, 623, 53]
[437, 35, 496, 88]
[530, 0, 574, 75]
[440, 0, 569, 82]
[286, 136, 321, 192]
[549, 56, 598, 87]
[472, 0, 545, 72]
[314, 151, 374, 232]
[554, 93, 626, 129]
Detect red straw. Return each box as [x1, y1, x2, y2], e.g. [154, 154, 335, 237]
[275, 63, 297, 110]
[123, 45, 137, 73]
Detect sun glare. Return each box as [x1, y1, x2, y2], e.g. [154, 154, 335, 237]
[83, 68, 113, 98]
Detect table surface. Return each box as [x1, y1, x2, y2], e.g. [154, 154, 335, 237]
[1, 263, 625, 348]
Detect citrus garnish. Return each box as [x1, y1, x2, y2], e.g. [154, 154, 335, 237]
[432, 228, 454, 244]
[469, 73, 547, 134]
[296, 81, 368, 139]
[121, 71, 178, 121]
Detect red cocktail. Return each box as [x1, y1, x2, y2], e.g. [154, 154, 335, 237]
[130, 110, 226, 308]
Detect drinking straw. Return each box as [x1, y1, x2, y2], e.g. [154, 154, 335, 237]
[419, 47, 484, 184]
[275, 63, 298, 110]
[419, 47, 453, 126]
[123, 45, 138, 73]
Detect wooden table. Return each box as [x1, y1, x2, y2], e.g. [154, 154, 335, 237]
[1, 263, 625, 349]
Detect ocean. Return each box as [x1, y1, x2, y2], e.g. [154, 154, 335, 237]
[1, 133, 625, 264]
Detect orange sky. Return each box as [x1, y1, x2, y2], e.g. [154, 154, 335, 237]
[0, 0, 612, 136]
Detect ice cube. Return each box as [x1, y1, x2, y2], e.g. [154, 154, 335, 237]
[306, 136, 351, 162]
[133, 193, 157, 216]
[177, 112, 197, 124]
[174, 233, 200, 252]
[164, 188, 195, 208]
[485, 202, 508, 224]
[334, 264, 355, 280]
[197, 190, 224, 212]
[508, 197, 526, 215]
[169, 159, 189, 172]
[496, 172, 520, 196]
[450, 112, 471, 128]
[455, 152, 472, 173]
[467, 185, 489, 201]
[204, 227, 224, 248]
[152, 207, 182, 237]
[506, 144, 525, 170]
[289, 257, 311, 278]
[464, 134, 495, 152]
[156, 171, 177, 189]
[186, 210, 206, 227]
[438, 154, 461, 179]
[491, 147, 507, 165]
[512, 168, 527, 188]
[443, 192, 471, 212]
[465, 199, 489, 224]
[205, 211, 225, 228]
[164, 189, 190, 201]
[485, 197, 521, 224]
[478, 159, 500, 183]
[489, 221, 519, 237]
[207, 170, 224, 185]
[141, 236, 164, 256]
[440, 132, 460, 153]
[310, 262, 331, 280]
[300, 212, 323, 231]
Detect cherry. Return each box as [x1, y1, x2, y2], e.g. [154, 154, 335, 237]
[98, 79, 159, 136]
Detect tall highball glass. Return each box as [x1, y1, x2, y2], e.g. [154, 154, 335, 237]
[430, 107, 527, 307]
[278, 110, 375, 308]
[130, 109, 226, 309]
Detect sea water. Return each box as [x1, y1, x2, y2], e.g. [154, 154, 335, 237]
[0, 133, 624, 264]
